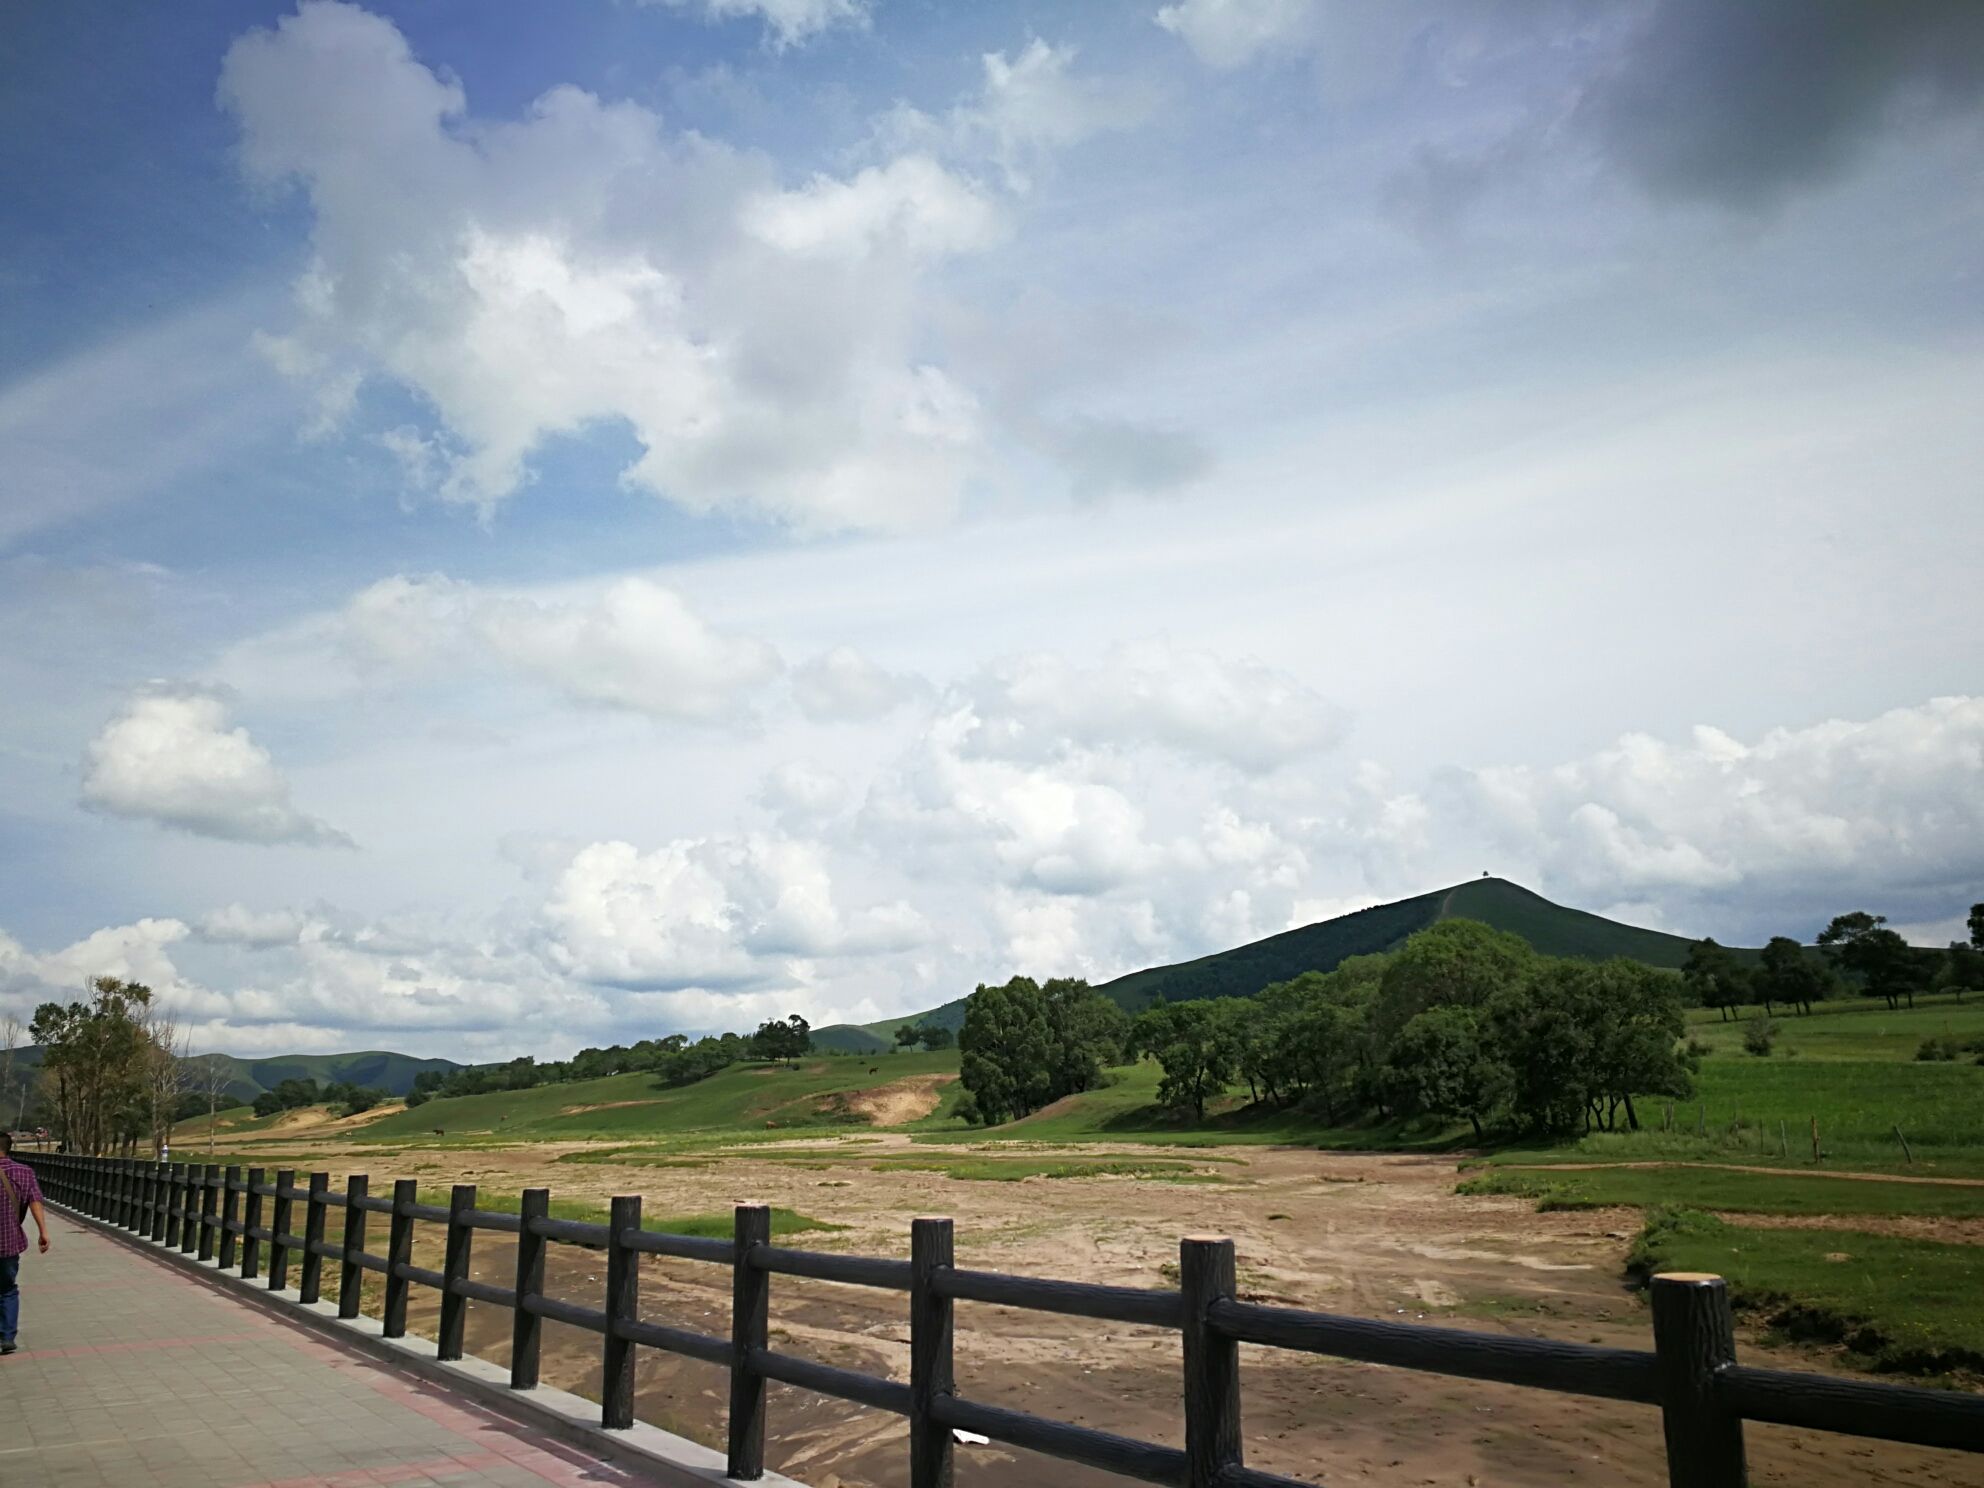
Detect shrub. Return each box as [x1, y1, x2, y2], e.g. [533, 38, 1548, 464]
[1742, 1016, 1778, 1057]
[1916, 1035, 1961, 1062]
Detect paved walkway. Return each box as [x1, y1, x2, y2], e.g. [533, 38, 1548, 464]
[0, 1210, 649, 1488]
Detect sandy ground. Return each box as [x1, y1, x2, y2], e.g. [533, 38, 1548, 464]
[243, 1137, 1978, 1488]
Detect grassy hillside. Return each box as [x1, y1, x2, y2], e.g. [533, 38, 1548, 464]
[359, 1050, 964, 1144]
[6, 1045, 460, 1102]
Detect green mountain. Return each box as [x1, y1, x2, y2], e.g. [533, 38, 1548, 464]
[812, 877, 1718, 1048]
[4, 1046, 461, 1102]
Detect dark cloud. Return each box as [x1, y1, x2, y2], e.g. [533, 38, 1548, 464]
[1587, 0, 1984, 209]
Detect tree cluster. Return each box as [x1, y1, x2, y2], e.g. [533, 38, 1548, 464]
[249, 1076, 384, 1119]
[28, 977, 190, 1155]
[956, 977, 1129, 1125]
[1683, 905, 1980, 1020]
[893, 1020, 954, 1051]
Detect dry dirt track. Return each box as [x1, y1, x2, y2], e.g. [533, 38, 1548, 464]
[308, 1141, 1979, 1488]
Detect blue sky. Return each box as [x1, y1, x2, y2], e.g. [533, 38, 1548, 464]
[3, 0, 1981, 1060]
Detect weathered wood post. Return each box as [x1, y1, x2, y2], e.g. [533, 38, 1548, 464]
[299, 1171, 330, 1304]
[1181, 1236, 1243, 1488]
[338, 1174, 369, 1320]
[512, 1188, 548, 1389]
[909, 1216, 955, 1488]
[269, 1168, 296, 1289]
[179, 1166, 201, 1255]
[383, 1178, 417, 1338]
[729, 1204, 772, 1478]
[242, 1168, 266, 1278]
[1651, 1272, 1746, 1488]
[439, 1183, 476, 1362]
[603, 1194, 641, 1429]
[199, 1164, 220, 1260]
[219, 1167, 241, 1267]
[163, 1163, 185, 1247]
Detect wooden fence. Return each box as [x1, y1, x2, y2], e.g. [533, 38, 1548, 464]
[24, 1151, 1984, 1486]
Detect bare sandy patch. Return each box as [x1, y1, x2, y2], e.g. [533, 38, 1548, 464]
[821, 1073, 956, 1127]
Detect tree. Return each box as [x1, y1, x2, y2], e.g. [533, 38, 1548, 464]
[1682, 938, 1750, 1021]
[1577, 960, 1693, 1130]
[1132, 999, 1235, 1122]
[1754, 937, 1833, 1016]
[958, 977, 1054, 1124]
[749, 1015, 812, 1067]
[1484, 968, 1597, 1136]
[1970, 903, 1984, 952]
[1383, 1007, 1506, 1138]
[1942, 943, 1984, 1004]
[31, 978, 160, 1155]
[1819, 914, 1925, 1010]
[916, 1023, 954, 1051]
[1372, 920, 1535, 1045]
[197, 1052, 234, 1156]
[893, 1022, 921, 1051]
[1040, 979, 1127, 1099]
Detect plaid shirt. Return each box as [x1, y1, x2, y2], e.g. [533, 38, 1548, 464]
[0, 1156, 42, 1257]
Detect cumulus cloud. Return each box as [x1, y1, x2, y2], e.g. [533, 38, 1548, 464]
[327, 573, 782, 721]
[1585, 0, 1984, 210]
[791, 645, 928, 722]
[1155, 0, 1319, 70]
[218, 1, 996, 530]
[541, 834, 926, 989]
[80, 686, 351, 846]
[964, 642, 1347, 772]
[1460, 697, 1984, 922]
[640, 0, 869, 50]
[758, 761, 852, 825]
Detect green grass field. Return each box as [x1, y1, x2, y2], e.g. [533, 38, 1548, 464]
[1631, 1209, 1984, 1373]
[1460, 1165, 1984, 1218]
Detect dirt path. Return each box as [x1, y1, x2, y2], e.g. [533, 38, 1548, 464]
[329, 1143, 1979, 1488]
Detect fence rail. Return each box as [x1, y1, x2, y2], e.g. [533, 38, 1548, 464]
[25, 1151, 1984, 1487]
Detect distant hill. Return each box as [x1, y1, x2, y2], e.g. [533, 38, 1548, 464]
[3, 1045, 461, 1101]
[811, 877, 1723, 1046]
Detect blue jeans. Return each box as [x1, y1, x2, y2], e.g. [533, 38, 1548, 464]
[0, 1254, 18, 1342]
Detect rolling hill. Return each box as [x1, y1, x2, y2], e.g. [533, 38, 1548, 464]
[812, 877, 1719, 1049]
[3, 1045, 461, 1102]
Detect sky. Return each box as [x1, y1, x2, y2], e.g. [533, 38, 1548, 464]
[2, 0, 1981, 1062]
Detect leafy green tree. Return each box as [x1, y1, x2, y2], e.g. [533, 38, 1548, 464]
[749, 1015, 812, 1066]
[1942, 943, 1984, 1003]
[1383, 1006, 1506, 1138]
[893, 1022, 921, 1050]
[1372, 920, 1535, 1044]
[1132, 999, 1235, 1122]
[1682, 938, 1750, 1021]
[1484, 967, 1596, 1136]
[917, 1023, 954, 1051]
[1578, 959, 1694, 1130]
[1041, 979, 1127, 1097]
[31, 978, 159, 1154]
[1820, 913, 1925, 1009]
[958, 977, 1054, 1124]
[1755, 936, 1833, 1015]
[1970, 903, 1984, 952]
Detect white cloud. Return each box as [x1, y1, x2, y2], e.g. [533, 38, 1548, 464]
[964, 642, 1347, 772]
[257, 573, 783, 722]
[641, 0, 869, 50]
[542, 834, 926, 990]
[1155, 0, 1318, 70]
[218, 1, 997, 531]
[759, 761, 852, 825]
[791, 645, 928, 722]
[195, 904, 319, 947]
[80, 686, 351, 847]
[1461, 696, 1984, 913]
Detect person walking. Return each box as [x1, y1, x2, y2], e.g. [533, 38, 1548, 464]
[1, 1130, 52, 1356]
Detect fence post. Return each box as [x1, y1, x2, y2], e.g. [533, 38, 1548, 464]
[909, 1216, 955, 1488]
[1651, 1272, 1746, 1488]
[179, 1165, 201, 1255]
[119, 1158, 134, 1228]
[242, 1168, 265, 1280]
[603, 1194, 640, 1429]
[300, 1172, 330, 1305]
[728, 1204, 771, 1477]
[145, 1161, 163, 1241]
[269, 1168, 295, 1289]
[219, 1166, 241, 1269]
[163, 1161, 177, 1236]
[1181, 1235, 1243, 1488]
[512, 1188, 548, 1388]
[338, 1175, 369, 1320]
[199, 1164, 219, 1260]
[129, 1158, 144, 1230]
[439, 1183, 476, 1362]
[383, 1178, 417, 1338]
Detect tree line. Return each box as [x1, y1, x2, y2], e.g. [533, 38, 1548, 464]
[405, 1014, 816, 1108]
[23, 978, 189, 1155]
[1686, 905, 1984, 1019]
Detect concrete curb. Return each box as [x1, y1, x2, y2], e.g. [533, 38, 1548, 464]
[49, 1202, 811, 1488]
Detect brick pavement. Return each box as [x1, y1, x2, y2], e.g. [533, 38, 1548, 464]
[0, 1209, 651, 1487]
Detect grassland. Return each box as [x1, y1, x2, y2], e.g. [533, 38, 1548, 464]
[1630, 1208, 1984, 1373]
[1459, 1166, 1984, 1218]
